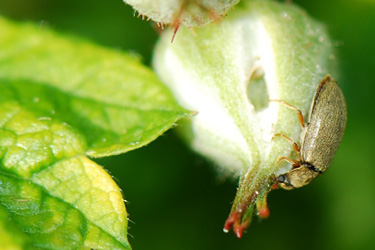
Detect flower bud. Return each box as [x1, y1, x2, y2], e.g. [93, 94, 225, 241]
[124, 0, 239, 27]
[153, 0, 337, 236]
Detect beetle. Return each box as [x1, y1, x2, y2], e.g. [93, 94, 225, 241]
[275, 75, 347, 190]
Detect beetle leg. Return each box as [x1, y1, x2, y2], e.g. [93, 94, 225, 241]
[270, 99, 305, 127]
[273, 133, 300, 152]
[276, 156, 300, 168]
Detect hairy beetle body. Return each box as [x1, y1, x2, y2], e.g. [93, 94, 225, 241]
[278, 76, 347, 189]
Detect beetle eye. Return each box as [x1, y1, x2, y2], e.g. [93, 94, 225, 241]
[277, 175, 286, 183]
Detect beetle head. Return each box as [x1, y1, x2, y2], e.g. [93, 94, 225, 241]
[277, 164, 320, 189]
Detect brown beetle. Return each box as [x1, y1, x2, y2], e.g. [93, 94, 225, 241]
[276, 75, 347, 189]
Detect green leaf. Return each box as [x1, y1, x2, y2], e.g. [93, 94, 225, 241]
[0, 16, 190, 157]
[0, 16, 189, 249]
[1, 157, 130, 250]
[0, 205, 28, 250]
[0, 98, 131, 249]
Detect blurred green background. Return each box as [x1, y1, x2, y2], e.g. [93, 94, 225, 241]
[0, 0, 374, 249]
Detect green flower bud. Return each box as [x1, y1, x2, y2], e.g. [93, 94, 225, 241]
[123, 0, 240, 27]
[153, 0, 337, 237]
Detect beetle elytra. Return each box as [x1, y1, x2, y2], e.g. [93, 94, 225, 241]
[275, 75, 347, 189]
